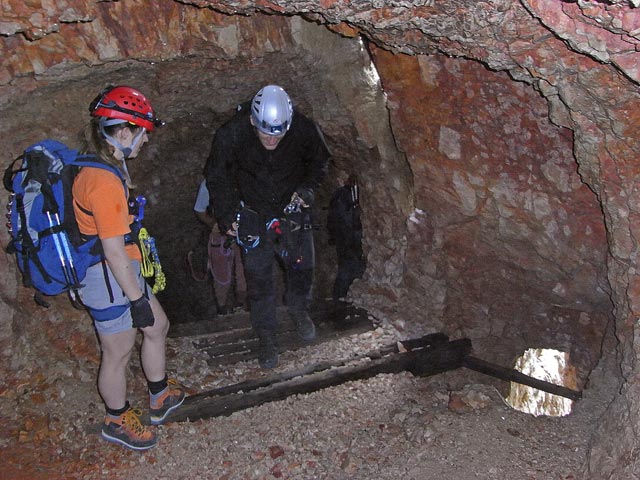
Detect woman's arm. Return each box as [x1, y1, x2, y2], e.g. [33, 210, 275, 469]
[101, 235, 144, 301]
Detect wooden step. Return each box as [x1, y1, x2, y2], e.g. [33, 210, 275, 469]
[169, 300, 376, 367]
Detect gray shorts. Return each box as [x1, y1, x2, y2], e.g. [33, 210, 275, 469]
[78, 260, 154, 336]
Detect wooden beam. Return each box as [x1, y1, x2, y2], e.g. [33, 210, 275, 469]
[463, 355, 582, 401]
[165, 335, 470, 423]
[163, 333, 582, 424]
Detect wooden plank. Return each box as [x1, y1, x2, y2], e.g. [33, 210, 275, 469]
[165, 337, 471, 423]
[163, 332, 583, 425]
[169, 311, 252, 338]
[190, 303, 375, 367]
[463, 355, 582, 401]
[188, 333, 453, 399]
[169, 300, 371, 338]
[200, 320, 376, 367]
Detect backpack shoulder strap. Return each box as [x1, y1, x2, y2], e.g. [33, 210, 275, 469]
[72, 156, 125, 182]
[64, 156, 128, 239]
[3, 155, 24, 193]
[71, 155, 128, 195]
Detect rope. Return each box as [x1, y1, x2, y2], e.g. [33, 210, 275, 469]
[138, 227, 166, 294]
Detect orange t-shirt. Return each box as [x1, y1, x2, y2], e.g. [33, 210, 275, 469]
[72, 167, 142, 261]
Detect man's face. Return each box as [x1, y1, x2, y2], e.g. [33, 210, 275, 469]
[256, 129, 285, 150]
[250, 116, 286, 150]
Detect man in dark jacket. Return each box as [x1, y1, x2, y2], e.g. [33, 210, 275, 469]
[205, 85, 329, 369]
[327, 173, 366, 303]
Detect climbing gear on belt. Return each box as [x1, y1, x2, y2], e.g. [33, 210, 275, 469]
[133, 194, 165, 294]
[139, 227, 166, 294]
[236, 205, 262, 253]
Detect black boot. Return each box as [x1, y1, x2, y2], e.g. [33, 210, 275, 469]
[257, 330, 278, 369]
[289, 307, 316, 342]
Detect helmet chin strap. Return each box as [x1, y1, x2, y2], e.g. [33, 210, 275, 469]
[99, 121, 146, 160]
[99, 121, 146, 188]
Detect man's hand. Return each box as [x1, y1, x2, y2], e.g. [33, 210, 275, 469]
[295, 188, 314, 207]
[285, 190, 314, 214]
[290, 192, 308, 208]
[130, 296, 155, 328]
[226, 221, 238, 237]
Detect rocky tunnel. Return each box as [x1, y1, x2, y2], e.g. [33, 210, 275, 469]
[1, 1, 639, 477]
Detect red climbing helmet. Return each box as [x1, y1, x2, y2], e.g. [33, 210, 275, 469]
[89, 85, 164, 131]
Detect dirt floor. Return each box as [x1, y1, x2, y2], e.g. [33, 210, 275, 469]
[0, 304, 616, 480]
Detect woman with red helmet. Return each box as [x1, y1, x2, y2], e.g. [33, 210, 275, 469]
[73, 85, 183, 450]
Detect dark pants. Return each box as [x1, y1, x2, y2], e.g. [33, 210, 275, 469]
[333, 247, 365, 302]
[243, 218, 315, 333]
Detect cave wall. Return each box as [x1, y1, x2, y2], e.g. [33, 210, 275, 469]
[370, 47, 610, 382]
[1, 1, 640, 477]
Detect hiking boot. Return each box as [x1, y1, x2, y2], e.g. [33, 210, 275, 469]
[101, 407, 157, 451]
[149, 379, 186, 425]
[289, 308, 316, 342]
[258, 330, 279, 369]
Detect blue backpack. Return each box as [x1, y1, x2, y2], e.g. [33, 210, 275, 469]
[3, 139, 126, 307]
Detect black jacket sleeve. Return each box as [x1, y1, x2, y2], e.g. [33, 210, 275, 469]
[204, 122, 241, 234]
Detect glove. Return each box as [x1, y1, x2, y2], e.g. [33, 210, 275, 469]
[130, 295, 155, 328]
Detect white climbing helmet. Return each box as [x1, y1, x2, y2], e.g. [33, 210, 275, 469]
[251, 85, 293, 136]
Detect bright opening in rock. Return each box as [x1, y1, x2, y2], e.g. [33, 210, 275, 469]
[506, 348, 576, 417]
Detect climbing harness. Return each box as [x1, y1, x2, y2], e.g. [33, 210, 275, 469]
[235, 199, 312, 271]
[236, 205, 262, 253]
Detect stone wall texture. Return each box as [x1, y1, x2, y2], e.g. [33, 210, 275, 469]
[1, 1, 639, 477]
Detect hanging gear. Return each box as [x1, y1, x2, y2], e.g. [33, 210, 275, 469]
[138, 227, 166, 294]
[281, 209, 314, 270]
[236, 205, 263, 252]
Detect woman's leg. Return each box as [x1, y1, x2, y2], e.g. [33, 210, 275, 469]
[139, 295, 170, 382]
[98, 324, 157, 451]
[139, 296, 185, 424]
[97, 328, 137, 409]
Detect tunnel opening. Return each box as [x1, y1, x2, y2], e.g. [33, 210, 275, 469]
[505, 348, 576, 417]
[135, 20, 392, 325]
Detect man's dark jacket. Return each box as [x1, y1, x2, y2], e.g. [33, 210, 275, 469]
[205, 106, 329, 234]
